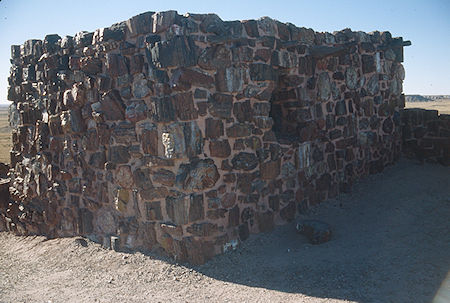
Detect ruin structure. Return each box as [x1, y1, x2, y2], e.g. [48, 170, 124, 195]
[1, 10, 410, 264]
[401, 108, 450, 165]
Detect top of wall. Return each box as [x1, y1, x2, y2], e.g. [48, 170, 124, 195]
[9, 10, 409, 66]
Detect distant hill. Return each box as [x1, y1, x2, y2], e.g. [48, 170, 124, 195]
[406, 95, 450, 102]
[406, 95, 431, 102]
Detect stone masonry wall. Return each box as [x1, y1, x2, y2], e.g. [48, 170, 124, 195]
[401, 108, 450, 165]
[2, 10, 408, 264]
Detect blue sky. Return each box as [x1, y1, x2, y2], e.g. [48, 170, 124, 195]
[0, 0, 449, 104]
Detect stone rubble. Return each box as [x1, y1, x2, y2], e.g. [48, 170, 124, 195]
[401, 109, 450, 165]
[296, 219, 332, 244]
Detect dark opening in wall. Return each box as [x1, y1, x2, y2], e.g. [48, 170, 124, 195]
[270, 68, 306, 143]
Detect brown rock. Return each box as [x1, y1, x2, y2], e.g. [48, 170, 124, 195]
[125, 100, 147, 123]
[226, 123, 252, 138]
[215, 67, 245, 92]
[233, 100, 253, 123]
[145, 156, 175, 167]
[362, 54, 375, 74]
[139, 222, 157, 250]
[170, 68, 214, 89]
[141, 127, 158, 156]
[209, 139, 231, 158]
[254, 49, 271, 62]
[231, 152, 258, 171]
[196, 101, 208, 116]
[253, 116, 273, 129]
[151, 96, 175, 122]
[150, 36, 198, 68]
[130, 54, 144, 74]
[160, 222, 183, 238]
[112, 122, 136, 144]
[260, 159, 280, 180]
[99, 90, 125, 121]
[205, 118, 224, 139]
[183, 237, 216, 265]
[172, 92, 197, 121]
[186, 222, 218, 237]
[189, 194, 204, 222]
[108, 145, 130, 164]
[223, 173, 236, 183]
[152, 169, 175, 186]
[243, 20, 259, 37]
[209, 93, 233, 119]
[236, 172, 256, 194]
[89, 151, 106, 169]
[176, 159, 219, 191]
[198, 45, 231, 70]
[106, 53, 129, 77]
[84, 129, 99, 151]
[296, 219, 332, 244]
[207, 209, 227, 219]
[146, 201, 163, 220]
[166, 195, 189, 225]
[221, 192, 236, 208]
[140, 187, 168, 201]
[115, 165, 133, 189]
[126, 11, 153, 37]
[80, 57, 102, 74]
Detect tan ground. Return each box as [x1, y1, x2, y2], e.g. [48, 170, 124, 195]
[405, 98, 450, 114]
[0, 106, 11, 164]
[1, 158, 449, 303]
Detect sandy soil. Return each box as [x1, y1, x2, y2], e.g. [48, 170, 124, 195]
[405, 99, 450, 114]
[0, 158, 449, 303]
[0, 106, 11, 164]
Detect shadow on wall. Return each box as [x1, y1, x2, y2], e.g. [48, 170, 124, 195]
[128, 158, 448, 303]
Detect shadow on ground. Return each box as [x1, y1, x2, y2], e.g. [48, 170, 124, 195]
[1, 158, 449, 302]
[184, 158, 450, 302]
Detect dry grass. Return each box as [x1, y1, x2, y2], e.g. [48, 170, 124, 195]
[405, 98, 450, 114]
[0, 106, 12, 164]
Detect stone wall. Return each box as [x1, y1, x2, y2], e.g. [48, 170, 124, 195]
[401, 108, 450, 165]
[1, 10, 408, 264]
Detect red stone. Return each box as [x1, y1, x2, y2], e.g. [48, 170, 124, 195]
[260, 159, 280, 180]
[226, 123, 252, 138]
[106, 53, 129, 77]
[205, 118, 224, 139]
[209, 139, 231, 158]
[152, 169, 175, 186]
[221, 192, 236, 208]
[186, 222, 218, 237]
[141, 128, 158, 155]
[171, 68, 214, 89]
[100, 90, 125, 121]
[172, 92, 198, 121]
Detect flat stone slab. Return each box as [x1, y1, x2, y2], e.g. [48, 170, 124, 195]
[296, 219, 332, 244]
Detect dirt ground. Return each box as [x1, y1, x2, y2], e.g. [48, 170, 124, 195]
[405, 98, 450, 114]
[0, 158, 449, 303]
